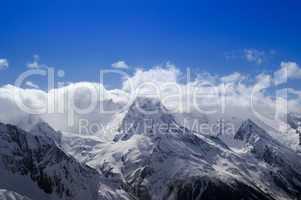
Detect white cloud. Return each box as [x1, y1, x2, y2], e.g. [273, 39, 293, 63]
[274, 62, 301, 85]
[27, 54, 42, 69]
[0, 85, 47, 124]
[288, 88, 301, 96]
[0, 59, 9, 70]
[226, 49, 270, 65]
[111, 61, 129, 69]
[220, 72, 245, 83]
[27, 61, 40, 69]
[255, 73, 272, 90]
[25, 81, 40, 89]
[122, 64, 179, 92]
[0, 61, 300, 143]
[243, 49, 265, 65]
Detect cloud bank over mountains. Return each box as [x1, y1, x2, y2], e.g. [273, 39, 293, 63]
[0, 61, 300, 139]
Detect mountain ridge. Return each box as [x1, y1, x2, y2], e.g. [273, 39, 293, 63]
[1, 98, 301, 200]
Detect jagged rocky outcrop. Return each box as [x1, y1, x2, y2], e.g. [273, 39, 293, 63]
[15, 115, 62, 145]
[114, 97, 179, 141]
[235, 119, 301, 199]
[30, 121, 62, 145]
[0, 122, 100, 200]
[164, 176, 275, 200]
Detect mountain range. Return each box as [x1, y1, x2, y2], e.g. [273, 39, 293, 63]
[0, 97, 300, 200]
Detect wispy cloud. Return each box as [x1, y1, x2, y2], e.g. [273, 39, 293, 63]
[243, 49, 265, 65]
[27, 54, 43, 69]
[220, 72, 245, 83]
[25, 81, 40, 89]
[112, 60, 129, 69]
[0, 59, 9, 70]
[225, 49, 274, 65]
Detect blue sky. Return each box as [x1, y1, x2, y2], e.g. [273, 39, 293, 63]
[1, 0, 301, 88]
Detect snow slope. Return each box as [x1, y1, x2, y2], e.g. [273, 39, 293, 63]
[0, 122, 130, 200]
[62, 97, 301, 200]
[0, 189, 32, 200]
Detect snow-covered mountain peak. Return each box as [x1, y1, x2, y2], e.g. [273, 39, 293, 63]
[15, 114, 42, 131]
[30, 120, 62, 145]
[234, 119, 273, 143]
[128, 97, 168, 114]
[234, 119, 301, 175]
[115, 97, 178, 141]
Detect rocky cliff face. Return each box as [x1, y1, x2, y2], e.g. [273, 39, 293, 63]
[234, 119, 301, 199]
[0, 122, 100, 200]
